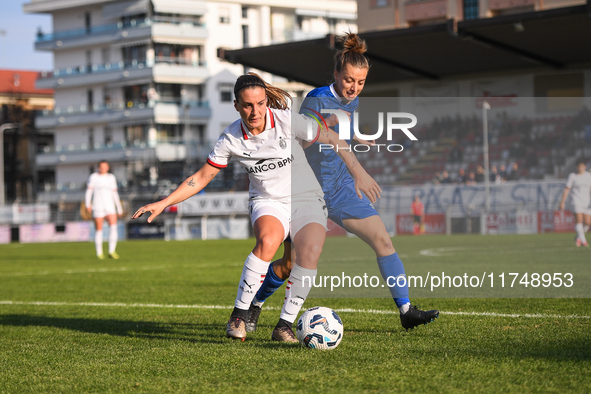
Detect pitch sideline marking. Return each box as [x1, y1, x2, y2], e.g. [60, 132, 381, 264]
[0, 300, 589, 319]
[0, 262, 243, 277]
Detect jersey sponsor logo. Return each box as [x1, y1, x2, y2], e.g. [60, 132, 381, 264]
[246, 155, 294, 174]
[243, 151, 252, 157]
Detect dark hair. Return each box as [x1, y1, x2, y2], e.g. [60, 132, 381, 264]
[98, 160, 109, 166]
[233, 72, 291, 110]
[334, 32, 369, 73]
[577, 159, 586, 166]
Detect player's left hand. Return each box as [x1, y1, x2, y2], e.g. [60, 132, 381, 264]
[353, 170, 382, 203]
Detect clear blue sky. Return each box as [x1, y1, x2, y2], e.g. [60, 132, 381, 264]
[0, 1, 52, 71]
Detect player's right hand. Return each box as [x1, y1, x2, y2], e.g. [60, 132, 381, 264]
[86, 207, 92, 214]
[132, 201, 166, 223]
[559, 202, 565, 211]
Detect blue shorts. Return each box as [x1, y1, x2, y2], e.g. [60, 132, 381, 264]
[324, 180, 378, 229]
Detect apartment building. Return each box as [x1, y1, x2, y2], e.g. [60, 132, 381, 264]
[356, 0, 585, 31]
[23, 0, 357, 200]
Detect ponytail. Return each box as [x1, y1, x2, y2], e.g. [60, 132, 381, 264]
[334, 32, 369, 73]
[234, 72, 291, 110]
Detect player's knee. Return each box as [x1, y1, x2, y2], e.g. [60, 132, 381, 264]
[374, 232, 395, 254]
[297, 242, 323, 265]
[256, 233, 282, 256]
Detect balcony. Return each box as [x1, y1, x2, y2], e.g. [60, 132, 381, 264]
[35, 17, 207, 51]
[36, 100, 211, 129]
[36, 139, 214, 167]
[36, 141, 156, 167]
[36, 57, 208, 89]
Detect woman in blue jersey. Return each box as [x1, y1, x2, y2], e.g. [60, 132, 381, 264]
[247, 33, 439, 336]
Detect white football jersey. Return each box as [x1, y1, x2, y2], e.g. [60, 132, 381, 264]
[566, 171, 591, 207]
[207, 107, 322, 201]
[86, 172, 122, 214]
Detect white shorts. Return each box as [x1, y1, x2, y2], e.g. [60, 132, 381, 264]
[573, 204, 591, 216]
[249, 193, 327, 240]
[92, 208, 117, 218]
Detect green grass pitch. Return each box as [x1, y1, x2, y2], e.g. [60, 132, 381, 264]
[1, 233, 590, 393]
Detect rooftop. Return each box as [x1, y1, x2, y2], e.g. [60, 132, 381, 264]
[0, 69, 54, 97]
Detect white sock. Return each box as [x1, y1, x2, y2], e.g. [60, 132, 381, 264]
[399, 302, 410, 314]
[576, 223, 587, 244]
[584, 225, 590, 233]
[95, 230, 103, 256]
[108, 224, 118, 254]
[234, 253, 269, 310]
[279, 264, 317, 324]
[252, 297, 264, 308]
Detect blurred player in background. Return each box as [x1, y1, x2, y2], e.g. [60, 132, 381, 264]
[560, 159, 591, 247]
[411, 195, 425, 235]
[133, 73, 379, 342]
[85, 160, 123, 259]
[247, 33, 439, 335]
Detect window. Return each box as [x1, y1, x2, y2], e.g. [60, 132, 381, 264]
[370, 0, 391, 8]
[219, 7, 230, 24]
[463, 0, 479, 20]
[85, 11, 91, 33]
[101, 47, 110, 64]
[242, 25, 249, 47]
[156, 124, 183, 142]
[328, 18, 336, 33]
[296, 15, 303, 29]
[241, 6, 248, 18]
[221, 91, 232, 102]
[104, 126, 113, 145]
[122, 45, 147, 65]
[126, 125, 146, 145]
[86, 50, 92, 71]
[88, 128, 94, 150]
[87, 90, 94, 111]
[156, 83, 182, 103]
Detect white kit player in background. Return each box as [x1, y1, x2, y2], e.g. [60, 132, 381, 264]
[85, 160, 124, 259]
[132, 73, 380, 342]
[560, 159, 591, 247]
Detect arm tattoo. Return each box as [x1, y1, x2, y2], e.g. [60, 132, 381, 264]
[187, 178, 196, 187]
[337, 150, 359, 169]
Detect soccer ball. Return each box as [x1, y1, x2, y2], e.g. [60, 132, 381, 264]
[296, 306, 343, 350]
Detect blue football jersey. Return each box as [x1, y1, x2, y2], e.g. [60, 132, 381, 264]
[301, 85, 359, 195]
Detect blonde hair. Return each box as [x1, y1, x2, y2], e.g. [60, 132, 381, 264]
[334, 32, 369, 73]
[234, 72, 291, 110]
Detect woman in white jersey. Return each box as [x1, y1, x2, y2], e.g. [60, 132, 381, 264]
[85, 160, 123, 259]
[560, 159, 591, 247]
[132, 73, 379, 342]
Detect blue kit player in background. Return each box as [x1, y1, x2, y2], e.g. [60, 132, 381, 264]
[246, 32, 439, 335]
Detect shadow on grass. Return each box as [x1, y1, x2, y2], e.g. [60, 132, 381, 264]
[0, 314, 231, 344]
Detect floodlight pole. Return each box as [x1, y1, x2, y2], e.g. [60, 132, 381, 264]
[0, 123, 20, 206]
[482, 102, 491, 213]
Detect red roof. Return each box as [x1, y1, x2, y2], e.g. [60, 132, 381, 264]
[0, 69, 54, 96]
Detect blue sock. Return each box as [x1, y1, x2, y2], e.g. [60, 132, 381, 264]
[377, 253, 410, 308]
[254, 263, 285, 305]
